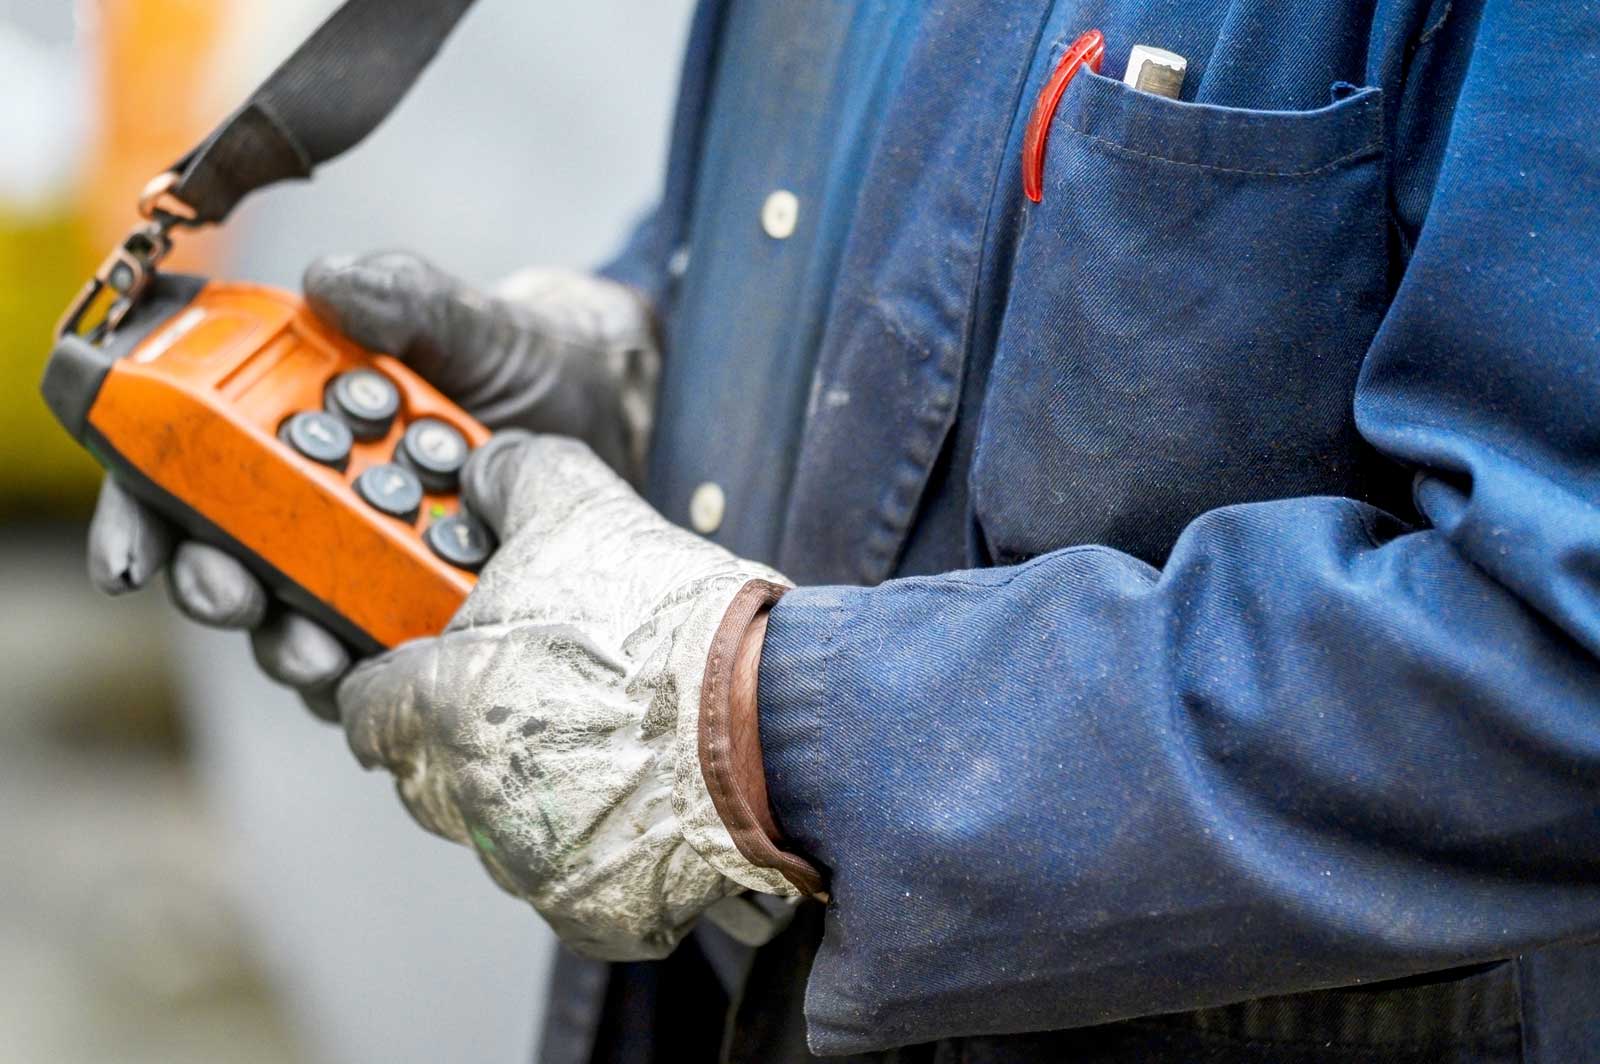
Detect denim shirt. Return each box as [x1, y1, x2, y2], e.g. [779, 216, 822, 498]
[598, 0, 1600, 1059]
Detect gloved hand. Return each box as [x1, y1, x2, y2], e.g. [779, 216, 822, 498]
[86, 253, 659, 719]
[337, 431, 800, 959]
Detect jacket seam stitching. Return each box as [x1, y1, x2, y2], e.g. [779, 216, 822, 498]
[809, 595, 847, 860]
[1512, 954, 1531, 1062]
[958, 4, 1063, 570]
[909, 545, 1151, 592]
[1416, 1, 1454, 47]
[1065, 126, 1383, 178]
[1114, 1016, 1522, 1052]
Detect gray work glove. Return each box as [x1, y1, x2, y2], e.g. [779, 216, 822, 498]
[86, 253, 659, 719]
[337, 431, 799, 960]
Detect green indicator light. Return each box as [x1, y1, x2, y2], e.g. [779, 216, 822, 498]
[429, 503, 448, 518]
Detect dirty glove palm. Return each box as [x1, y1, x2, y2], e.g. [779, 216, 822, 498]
[86, 253, 657, 717]
[338, 433, 797, 959]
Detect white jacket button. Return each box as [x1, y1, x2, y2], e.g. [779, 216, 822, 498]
[761, 190, 799, 239]
[689, 482, 725, 534]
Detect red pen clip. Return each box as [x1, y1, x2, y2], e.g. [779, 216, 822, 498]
[1021, 29, 1105, 203]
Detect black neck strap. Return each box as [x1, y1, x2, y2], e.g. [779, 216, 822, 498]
[57, 0, 478, 339]
[162, 0, 477, 226]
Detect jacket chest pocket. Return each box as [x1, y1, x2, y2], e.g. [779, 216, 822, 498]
[971, 70, 1388, 566]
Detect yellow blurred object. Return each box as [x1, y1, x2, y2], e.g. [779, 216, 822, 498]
[0, 207, 98, 507]
[0, 0, 236, 513]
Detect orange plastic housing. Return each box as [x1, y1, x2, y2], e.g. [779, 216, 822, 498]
[85, 281, 489, 649]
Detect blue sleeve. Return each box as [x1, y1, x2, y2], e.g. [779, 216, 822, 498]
[757, 2, 1600, 1054]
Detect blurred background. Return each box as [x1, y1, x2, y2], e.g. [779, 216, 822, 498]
[0, 1, 694, 1060]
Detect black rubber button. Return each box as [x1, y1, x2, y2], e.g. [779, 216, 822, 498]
[397, 418, 470, 492]
[326, 369, 400, 440]
[355, 463, 423, 522]
[424, 513, 493, 571]
[279, 411, 353, 470]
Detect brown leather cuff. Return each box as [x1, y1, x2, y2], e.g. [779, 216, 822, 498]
[699, 580, 827, 899]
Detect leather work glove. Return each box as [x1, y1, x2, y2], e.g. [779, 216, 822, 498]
[336, 431, 803, 960]
[85, 253, 659, 719]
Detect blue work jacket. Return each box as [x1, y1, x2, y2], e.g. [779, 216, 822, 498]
[548, 1, 1600, 1061]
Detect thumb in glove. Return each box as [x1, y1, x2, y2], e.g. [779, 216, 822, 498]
[303, 252, 658, 481]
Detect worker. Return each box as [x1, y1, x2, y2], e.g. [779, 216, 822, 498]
[81, 1, 1600, 1061]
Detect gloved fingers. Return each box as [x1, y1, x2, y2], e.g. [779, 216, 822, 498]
[297, 687, 343, 726]
[337, 639, 435, 773]
[250, 611, 350, 719]
[167, 541, 269, 629]
[304, 253, 657, 480]
[459, 429, 538, 540]
[87, 477, 176, 595]
[396, 769, 473, 847]
[303, 250, 453, 353]
[303, 250, 504, 401]
[462, 430, 636, 549]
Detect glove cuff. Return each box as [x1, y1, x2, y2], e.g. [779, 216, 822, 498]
[672, 576, 823, 898]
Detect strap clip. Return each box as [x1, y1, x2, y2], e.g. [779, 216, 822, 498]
[55, 170, 198, 341]
[137, 170, 199, 225]
[55, 217, 176, 341]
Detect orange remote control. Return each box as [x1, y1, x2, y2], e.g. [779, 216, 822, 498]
[43, 274, 492, 654]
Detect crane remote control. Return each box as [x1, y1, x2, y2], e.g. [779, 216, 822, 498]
[44, 276, 492, 653]
[41, 0, 494, 654]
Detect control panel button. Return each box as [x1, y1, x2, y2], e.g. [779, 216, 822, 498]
[397, 418, 470, 491]
[326, 369, 400, 440]
[279, 411, 353, 470]
[424, 513, 493, 571]
[355, 463, 423, 521]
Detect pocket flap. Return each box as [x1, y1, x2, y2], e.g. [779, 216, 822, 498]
[1061, 71, 1383, 177]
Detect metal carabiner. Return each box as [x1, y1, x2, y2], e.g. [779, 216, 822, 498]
[55, 171, 196, 342]
[55, 218, 176, 341]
